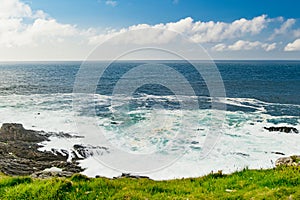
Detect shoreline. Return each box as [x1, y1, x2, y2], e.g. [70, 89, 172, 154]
[0, 122, 299, 180]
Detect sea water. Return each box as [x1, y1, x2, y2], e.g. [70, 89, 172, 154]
[0, 60, 299, 179]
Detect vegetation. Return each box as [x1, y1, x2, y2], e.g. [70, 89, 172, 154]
[0, 166, 300, 199]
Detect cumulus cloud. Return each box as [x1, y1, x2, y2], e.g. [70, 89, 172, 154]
[1, 18, 77, 47]
[284, 39, 300, 51]
[269, 18, 296, 40]
[0, 0, 277, 48]
[88, 15, 270, 45]
[212, 40, 276, 51]
[212, 43, 227, 51]
[0, 0, 78, 47]
[0, 0, 32, 18]
[228, 40, 259, 51]
[1, 0, 298, 60]
[191, 15, 268, 43]
[261, 43, 277, 51]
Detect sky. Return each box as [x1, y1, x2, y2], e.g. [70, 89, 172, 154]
[1, 0, 300, 61]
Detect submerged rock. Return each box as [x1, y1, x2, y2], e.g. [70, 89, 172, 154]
[0, 123, 83, 176]
[264, 126, 299, 133]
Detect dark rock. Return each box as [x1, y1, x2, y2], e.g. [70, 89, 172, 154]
[73, 144, 109, 159]
[0, 123, 83, 176]
[264, 126, 299, 133]
[271, 151, 285, 155]
[43, 132, 84, 139]
[0, 123, 48, 143]
[233, 152, 250, 157]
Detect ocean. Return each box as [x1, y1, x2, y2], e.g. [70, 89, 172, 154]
[0, 60, 299, 179]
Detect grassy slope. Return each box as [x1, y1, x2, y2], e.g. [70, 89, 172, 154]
[0, 167, 299, 200]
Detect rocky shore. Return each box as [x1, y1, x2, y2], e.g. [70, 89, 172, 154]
[0, 123, 299, 178]
[0, 123, 83, 177]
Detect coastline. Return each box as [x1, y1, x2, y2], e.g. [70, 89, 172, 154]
[0, 122, 299, 179]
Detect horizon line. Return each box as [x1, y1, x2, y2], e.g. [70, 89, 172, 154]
[1, 59, 300, 63]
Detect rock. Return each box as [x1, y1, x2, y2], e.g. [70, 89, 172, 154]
[234, 152, 250, 157]
[0, 123, 48, 143]
[73, 144, 109, 159]
[275, 155, 300, 167]
[44, 132, 84, 139]
[31, 170, 74, 179]
[275, 157, 293, 166]
[271, 151, 285, 155]
[114, 173, 150, 179]
[264, 126, 299, 133]
[0, 123, 83, 176]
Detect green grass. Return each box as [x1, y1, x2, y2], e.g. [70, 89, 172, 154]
[0, 167, 300, 199]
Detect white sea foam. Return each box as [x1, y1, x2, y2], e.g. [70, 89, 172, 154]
[0, 93, 299, 180]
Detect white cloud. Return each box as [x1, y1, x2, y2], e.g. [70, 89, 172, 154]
[0, 0, 276, 49]
[87, 18, 193, 45]
[212, 43, 227, 51]
[269, 18, 296, 40]
[0, 19, 77, 47]
[261, 43, 276, 51]
[0, 0, 32, 18]
[0, 0, 78, 48]
[105, 0, 117, 7]
[88, 15, 270, 45]
[0, 0, 298, 60]
[213, 40, 276, 51]
[190, 15, 268, 43]
[228, 40, 261, 51]
[284, 39, 300, 51]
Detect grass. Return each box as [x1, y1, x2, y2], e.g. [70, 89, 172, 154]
[0, 166, 299, 199]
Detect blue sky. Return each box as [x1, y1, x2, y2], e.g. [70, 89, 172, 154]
[1, 0, 300, 60]
[28, 0, 300, 28]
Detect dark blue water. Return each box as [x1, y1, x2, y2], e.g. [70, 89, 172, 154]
[1, 61, 299, 104]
